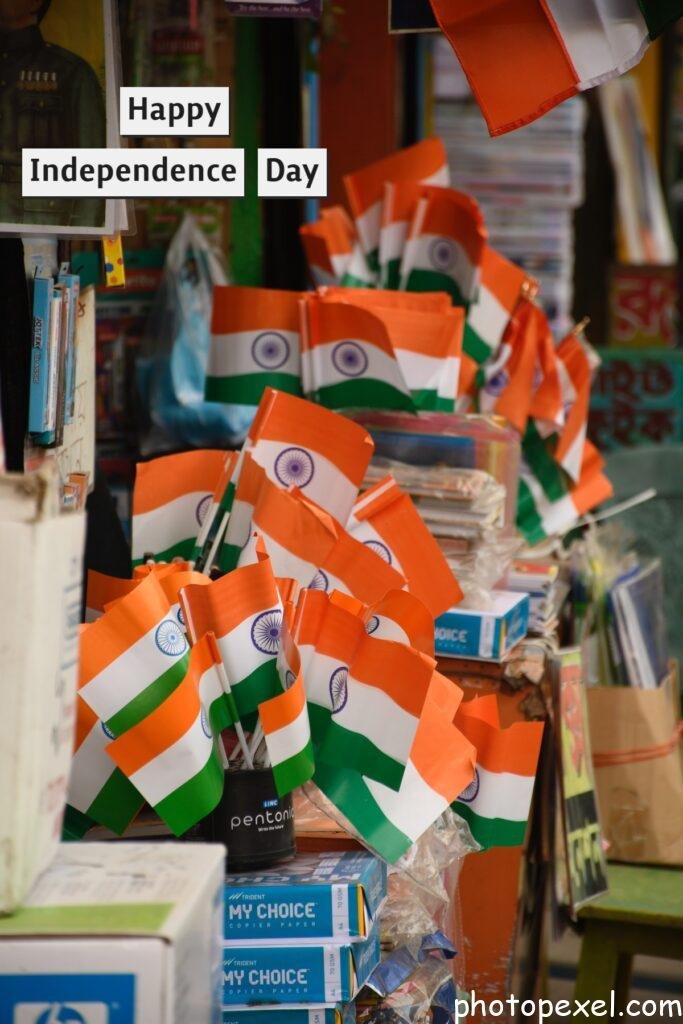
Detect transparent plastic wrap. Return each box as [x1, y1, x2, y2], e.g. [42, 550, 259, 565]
[364, 460, 506, 519]
[357, 959, 457, 1023]
[143, 213, 254, 450]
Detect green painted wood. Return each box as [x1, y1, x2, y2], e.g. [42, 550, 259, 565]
[232, 18, 263, 286]
[574, 924, 621, 1022]
[579, 864, 683, 928]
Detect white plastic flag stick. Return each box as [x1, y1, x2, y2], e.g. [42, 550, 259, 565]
[202, 512, 229, 577]
[215, 660, 254, 770]
[578, 488, 656, 527]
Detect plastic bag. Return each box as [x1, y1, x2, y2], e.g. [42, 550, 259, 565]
[144, 213, 254, 450]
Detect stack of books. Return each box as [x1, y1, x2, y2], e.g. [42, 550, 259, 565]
[222, 851, 386, 1023]
[505, 558, 569, 637]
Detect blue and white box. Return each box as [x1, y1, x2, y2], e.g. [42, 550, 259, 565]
[435, 590, 530, 660]
[224, 851, 386, 942]
[28, 275, 54, 434]
[222, 922, 381, 1005]
[223, 1006, 355, 1024]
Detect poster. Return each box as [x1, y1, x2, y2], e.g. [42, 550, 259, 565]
[0, 0, 118, 235]
[553, 648, 608, 915]
[589, 348, 683, 449]
[224, 0, 322, 17]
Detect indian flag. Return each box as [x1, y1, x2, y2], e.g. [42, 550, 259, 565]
[341, 242, 377, 288]
[454, 696, 544, 849]
[399, 188, 486, 306]
[190, 451, 239, 567]
[314, 522, 407, 606]
[517, 439, 613, 545]
[478, 299, 541, 434]
[105, 635, 227, 837]
[529, 313, 564, 436]
[299, 206, 355, 286]
[221, 452, 339, 584]
[367, 589, 435, 657]
[348, 475, 463, 619]
[344, 137, 449, 271]
[132, 449, 228, 566]
[320, 285, 452, 314]
[245, 387, 374, 524]
[313, 671, 476, 864]
[464, 247, 529, 366]
[157, 567, 211, 635]
[429, 0, 650, 136]
[379, 180, 423, 290]
[85, 570, 138, 622]
[259, 626, 315, 796]
[64, 694, 144, 838]
[180, 554, 284, 718]
[206, 286, 302, 406]
[301, 297, 415, 413]
[554, 332, 594, 483]
[79, 572, 190, 737]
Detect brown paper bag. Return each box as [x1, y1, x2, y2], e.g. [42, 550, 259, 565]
[587, 664, 683, 866]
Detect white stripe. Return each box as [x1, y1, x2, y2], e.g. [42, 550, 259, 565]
[224, 497, 254, 550]
[545, 0, 648, 88]
[299, 649, 342, 710]
[310, 264, 338, 287]
[129, 712, 213, 805]
[241, 527, 318, 590]
[462, 763, 535, 823]
[365, 759, 448, 843]
[133, 491, 207, 560]
[215, 603, 282, 684]
[379, 220, 408, 267]
[249, 437, 360, 525]
[344, 240, 376, 284]
[346, 518, 405, 577]
[354, 201, 383, 257]
[330, 253, 350, 279]
[396, 350, 460, 401]
[303, 338, 410, 397]
[521, 463, 579, 539]
[333, 673, 417, 764]
[369, 615, 410, 646]
[467, 284, 511, 355]
[68, 721, 116, 813]
[85, 606, 101, 623]
[199, 663, 225, 713]
[560, 424, 586, 484]
[81, 618, 188, 723]
[264, 700, 310, 768]
[424, 164, 450, 188]
[208, 329, 300, 379]
[400, 232, 479, 303]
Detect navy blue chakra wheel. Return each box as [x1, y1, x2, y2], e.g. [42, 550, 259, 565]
[332, 341, 368, 378]
[329, 666, 349, 714]
[155, 620, 188, 657]
[429, 237, 458, 272]
[251, 609, 283, 655]
[458, 768, 481, 804]
[363, 538, 393, 564]
[309, 569, 329, 591]
[274, 446, 315, 488]
[251, 330, 291, 370]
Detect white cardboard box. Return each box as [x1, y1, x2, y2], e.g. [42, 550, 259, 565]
[0, 842, 226, 1024]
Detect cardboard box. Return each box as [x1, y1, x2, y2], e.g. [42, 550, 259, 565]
[222, 923, 381, 1005]
[223, 1007, 353, 1024]
[0, 842, 226, 1023]
[224, 851, 386, 942]
[435, 591, 529, 660]
[0, 468, 85, 913]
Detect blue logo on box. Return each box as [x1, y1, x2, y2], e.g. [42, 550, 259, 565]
[0, 977, 134, 1024]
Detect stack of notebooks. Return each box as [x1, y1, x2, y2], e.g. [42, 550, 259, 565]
[222, 851, 386, 1024]
[433, 45, 586, 337]
[607, 558, 669, 689]
[504, 559, 568, 638]
[28, 266, 81, 450]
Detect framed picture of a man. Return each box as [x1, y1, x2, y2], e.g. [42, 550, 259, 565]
[0, 0, 118, 234]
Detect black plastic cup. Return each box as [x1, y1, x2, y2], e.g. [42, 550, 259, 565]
[199, 768, 296, 872]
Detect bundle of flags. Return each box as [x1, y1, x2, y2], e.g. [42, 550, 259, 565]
[427, 0, 680, 136]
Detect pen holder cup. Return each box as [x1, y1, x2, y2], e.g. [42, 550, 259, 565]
[200, 768, 296, 872]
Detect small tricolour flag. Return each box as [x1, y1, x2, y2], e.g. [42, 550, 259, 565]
[366, 589, 435, 657]
[64, 694, 144, 838]
[554, 331, 595, 483]
[301, 296, 415, 413]
[313, 670, 475, 864]
[79, 572, 190, 737]
[477, 299, 542, 434]
[454, 695, 544, 849]
[105, 634, 227, 837]
[348, 475, 463, 619]
[379, 180, 423, 290]
[259, 624, 315, 796]
[85, 570, 138, 623]
[132, 449, 228, 566]
[245, 387, 374, 524]
[180, 553, 284, 718]
[399, 187, 486, 306]
[428, 0, 650, 136]
[206, 285, 302, 407]
[464, 246, 530, 366]
[299, 206, 355, 286]
[344, 137, 450, 272]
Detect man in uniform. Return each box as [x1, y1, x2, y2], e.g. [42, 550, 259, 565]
[0, 0, 106, 227]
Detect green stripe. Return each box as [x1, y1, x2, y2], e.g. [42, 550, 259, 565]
[62, 804, 95, 840]
[233, 660, 281, 718]
[271, 739, 316, 797]
[205, 371, 301, 406]
[522, 422, 567, 501]
[453, 801, 528, 850]
[317, 719, 406, 791]
[463, 321, 493, 365]
[313, 761, 412, 864]
[312, 378, 415, 413]
[516, 478, 547, 546]
[208, 693, 235, 734]
[155, 749, 225, 836]
[106, 652, 190, 736]
[217, 541, 241, 574]
[411, 388, 455, 412]
[637, 0, 679, 37]
[86, 769, 144, 835]
[341, 271, 376, 288]
[132, 537, 193, 569]
[380, 257, 401, 291]
[403, 267, 467, 306]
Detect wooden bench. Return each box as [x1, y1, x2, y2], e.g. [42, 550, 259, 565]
[574, 863, 683, 1022]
